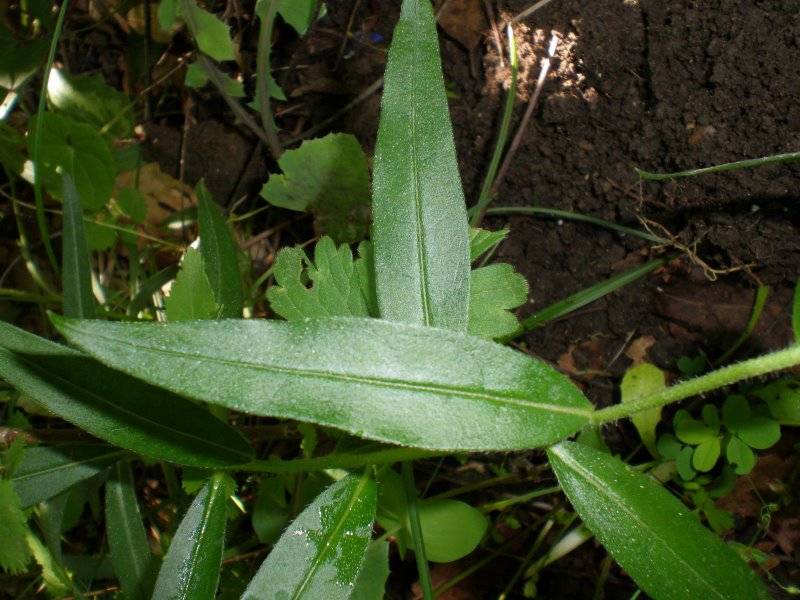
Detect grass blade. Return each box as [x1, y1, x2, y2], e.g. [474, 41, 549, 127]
[372, 0, 470, 331]
[636, 151, 800, 180]
[61, 173, 95, 319]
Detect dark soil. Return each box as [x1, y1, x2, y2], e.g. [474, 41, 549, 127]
[137, 1, 800, 597]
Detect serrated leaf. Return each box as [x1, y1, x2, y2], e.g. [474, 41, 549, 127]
[242, 472, 376, 600]
[351, 540, 390, 600]
[260, 133, 371, 244]
[620, 364, 665, 457]
[0, 321, 254, 467]
[467, 263, 528, 340]
[726, 436, 756, 475]
[52, 316, 593, 451]
[197, 180, 243, 318]
[372, 0, 470, 331]
[47, 68, 134, 139]
[152, 472, 232, 600]
[62, 174, 95, 320]
[548, 442, 772, 600]
[26, 530, 71, 596]
[692, 437, 721, 472]
[166, 248, 219, 321]
[736, 416, 780, 450]
[26, 112, 116, 211]
[276, 0, 319, 35]
[469, 227, 509, 262]
[0, 479, 31, 573]
[10, 445, 124, 508]
[267, 237, 369, 320]
[184, 0, 234, 61]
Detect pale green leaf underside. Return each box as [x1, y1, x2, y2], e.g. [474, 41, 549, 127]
[52, 316, 592, 451]
[166, 247, 219, 322]
[468, 263, 528, 340]
[548, 442, 771, 600]
[372, 0, 470, 331]
[242, 472, 376, 600]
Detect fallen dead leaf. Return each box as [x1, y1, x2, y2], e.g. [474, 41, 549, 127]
[625, 335, 656, 366]
[434, 0, 486, 50]
[114, 162, 196, 227]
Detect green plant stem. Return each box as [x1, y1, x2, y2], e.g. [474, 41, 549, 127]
[256, 0, 284, 159]
[479, 485, 560, 513]
[403, 460, 434, 600]
[240, 447, 442, 474]
[593, 343, 800, 424]
[470, 25, 517, 226]
[635, 151, 800, 180]
[33, 0, 71, 276]
[486, 206, 660, 242]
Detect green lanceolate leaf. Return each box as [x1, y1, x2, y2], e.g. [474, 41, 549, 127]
[106, 462, 156, 600]
[11, 445, 124, 508]
[275, 0, 319, 35]
[469, 227, 509, 262]
[242, 472, 377, 600]
[52, 316, 593, 451]
[152, 472, 233, 600]
[166, 247, 219, 321]
[260, 133, 371, 244]
[0, 479, 32, 574]
[548, 442, 771, 600]
[61, 174, 95, 320]
[181, 0, 235, 61]
[468, 263, 528, 340]
[196, 180, 243, 318]
[0, 322, 254, 467]
[371, 0, 470, 331]
[268, 237, 370, 320]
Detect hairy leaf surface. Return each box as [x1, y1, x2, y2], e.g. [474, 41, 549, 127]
[372, 0, 470, 330]
[468, 263, 528, 340]
[0, 480, 31, 573]
[548, 442, 771, 600]
[53, 316, 593, 451]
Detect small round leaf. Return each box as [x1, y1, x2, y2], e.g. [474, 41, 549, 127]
[692, 437, 721, 472]
[736, 416, 781, 450]
[726, 436, 756, 475]
[675, 417, 714, 445]
[656, 433, 682, 459]
[676, 446, 696, 480]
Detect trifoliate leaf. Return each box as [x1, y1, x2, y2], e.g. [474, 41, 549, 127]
[675, 416, 715, 445]
[25, 112, 116, 211]
[675, 446, 696, 480]
[467, 263, 528, 340]
[656, 433, 682, 460]
[726, 436, 756, 475]
[166, 248, 219, 321]
[736, 416, 780, 450]
[260, 133, 371, 244]
[692, 437, 720, 472]
[267, 236, 369, 320]
[722, 394, 750, 430]
[620, 363, 665, 457]
[469, 227, 509, 262]
[0, 480, 31, 573]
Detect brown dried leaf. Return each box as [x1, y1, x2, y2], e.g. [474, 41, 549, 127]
[434, 0, 486, 50]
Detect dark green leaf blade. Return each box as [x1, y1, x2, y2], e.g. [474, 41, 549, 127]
[52, 316, 593, 451]
[61, 173, 95, 320]
[242, 472, 377, 600]
[106, 462, 156, 600]
[0, 322, 254, 467]
[196, 180, 243, 318]
[11, 445, 124, 508]
[372, 0, 470, 331]
[152, 472, 232, 600]
[548, 442, 771, 600]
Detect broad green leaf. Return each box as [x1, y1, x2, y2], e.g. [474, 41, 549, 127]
[152, 472, 233, 600]
[726, 436, 756, 475]
[372, 0, 470, 331]
[0, 321, 254, 467]
[85, 214, 118, 251]
[753, 378, 800, 425]
[242, 472, 376, 600]
[260, 133, 371, 244]
[736, 416, 780, 450]
[62, 174, 95, 320]
[0, 23, 49, 90]
[351, 540, 390, 600]
[47, 68, 134, 138]
[158, 0, 179, 30]
[469, 227, 509, 262]
[183, 0, 235, 61]
[620, 364, 665, 457]
[467, 263, 528, 340]
[166, 248, 219, 321]
[548, 442, 771, 600]
[106, 462, 156, 600]
[52, 316, 593, 451]
[267, 237, 369, 320]
[197, 180, 243, 318]
[25, 112, 116, 211]
[11, 445, 124, 508]
[276, 0, 319, 35]
[0, 479, 31, 573]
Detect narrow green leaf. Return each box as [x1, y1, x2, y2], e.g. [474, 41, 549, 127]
[355, 241, 378, 317]
[260, 133, 371, 244]
[166, 247, 219, 321]
[26, 530, 71, 596]
[548, 442, 771, 600]
[0, 321, 254, 467]
[106, 462, 156, 600]
[372, 0, 470, 331]
[267, 237, 369, 320]
[61, 173, 95, 320]
[196, 180, 243, 318]
[11, 445, 124, 508]
[182, 0, 235, 62]
[152, 472, 233, 600]
[469, 227, 509, 262]
[620, 364, 665, 457]
[793, 277, 800, 343]
[52, 316, 593, 451]
[242, 472, 377, 600]
[39, 491, 69, 564]
[467, 263, 528, 340]
[351, 541, 390, 600]
[0, 479, 32, 574]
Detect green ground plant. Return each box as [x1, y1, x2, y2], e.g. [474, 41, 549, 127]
[1, 0, 799, 598]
